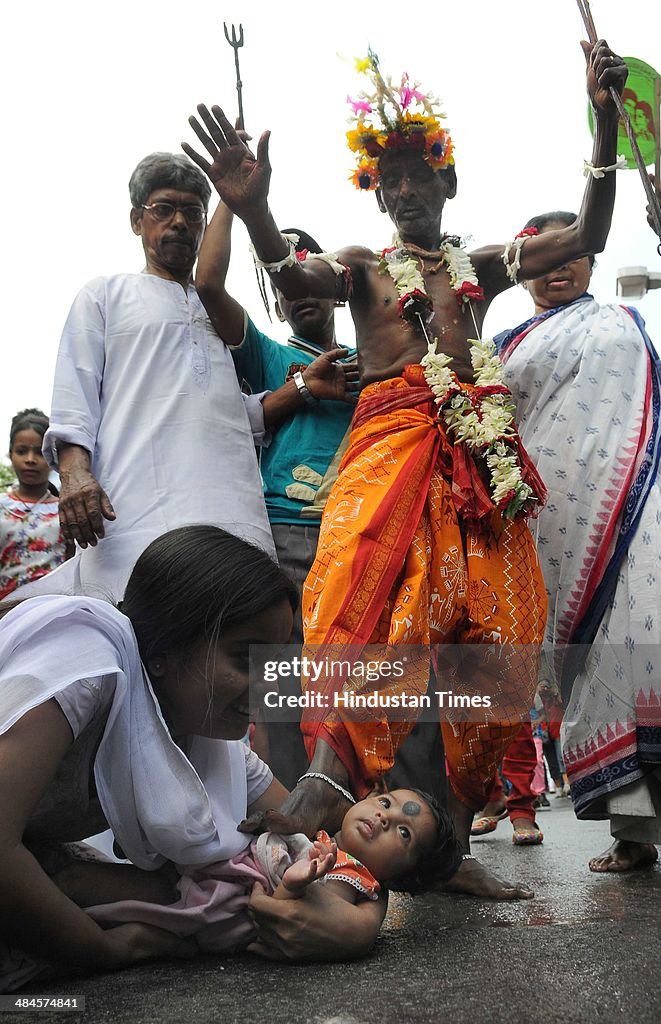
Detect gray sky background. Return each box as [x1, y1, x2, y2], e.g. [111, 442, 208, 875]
[2, 0, 659, 461]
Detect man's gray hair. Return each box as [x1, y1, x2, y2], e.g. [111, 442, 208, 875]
[128, 153, 211, 210]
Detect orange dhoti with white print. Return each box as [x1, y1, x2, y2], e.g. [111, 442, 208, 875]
[301, 366, 548, 810]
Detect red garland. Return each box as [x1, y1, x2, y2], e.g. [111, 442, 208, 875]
[455, 281, 485, 305]
[337, 259, 354, 302]
[364, 138, 383, 158]
[495, 488, 517, 510]
[385, 130, 425, 151]
[397, 288, 433, 320]
[296, 249, 309, 262]
[514, 226, 539, 239]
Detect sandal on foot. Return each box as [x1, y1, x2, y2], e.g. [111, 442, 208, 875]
[512, 824, 544, 845]
[471, 810, 507, 836]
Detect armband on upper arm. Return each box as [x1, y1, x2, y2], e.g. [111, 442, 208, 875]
[249, 233, 301, 273]
[501, 227, 539, 284]
[297, 251, 353, 303]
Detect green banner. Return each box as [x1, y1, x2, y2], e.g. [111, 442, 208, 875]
[588, 56, 660, 168]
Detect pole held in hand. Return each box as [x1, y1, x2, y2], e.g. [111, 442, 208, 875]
[575, 0, 661, 252]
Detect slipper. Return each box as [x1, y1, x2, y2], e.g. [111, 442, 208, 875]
[471, 810, 507, 836]
[512, 825, 544, 845]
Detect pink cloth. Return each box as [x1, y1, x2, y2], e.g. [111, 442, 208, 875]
[87, 844, 269, 954]
[531, 737, 546, 796]
[86, 830, 379, 952]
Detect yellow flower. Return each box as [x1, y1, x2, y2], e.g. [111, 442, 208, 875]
[425, 130, 454, 170]
[400, 111, 438, 134]
[346, 128, 365, 153]
[346, 125, 384, 154]
[354, 56, 371, 73]
[350, 160, 380, 191]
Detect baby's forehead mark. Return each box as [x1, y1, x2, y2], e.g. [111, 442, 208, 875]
[402, 800, 421, 816]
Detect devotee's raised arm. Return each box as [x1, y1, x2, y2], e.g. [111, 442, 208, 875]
[193, 163, 359, 426]
[183, 105, 367, 303]
[474, 40, 627, 297]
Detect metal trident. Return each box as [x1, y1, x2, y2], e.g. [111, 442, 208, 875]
[223, 22, 245, 130]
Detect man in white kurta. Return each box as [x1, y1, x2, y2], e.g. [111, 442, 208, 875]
[41, 152, 274, 601]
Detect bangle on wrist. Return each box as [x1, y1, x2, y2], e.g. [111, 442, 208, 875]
[293, 371, 319, 407]
[297, 772, 355, 804]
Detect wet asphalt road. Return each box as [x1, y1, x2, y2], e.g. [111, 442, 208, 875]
[13, 802, 661, 1024]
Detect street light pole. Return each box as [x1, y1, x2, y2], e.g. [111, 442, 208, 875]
[616, 266, 661, 299]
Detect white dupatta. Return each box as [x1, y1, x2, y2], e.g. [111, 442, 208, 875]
[0, 596, 253, 870]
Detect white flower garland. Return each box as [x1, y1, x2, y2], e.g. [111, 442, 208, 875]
[382, 248, 426, 292]
[440, 240, 480, 290]
[381, 241, 537, 519]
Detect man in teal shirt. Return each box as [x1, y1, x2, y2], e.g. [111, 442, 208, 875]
[233, 233, 356, 529]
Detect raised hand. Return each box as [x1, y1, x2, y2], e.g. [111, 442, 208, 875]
[182, 104, 271, 215]
[582, 39, 627, 116]
[281, 837, 338, 896]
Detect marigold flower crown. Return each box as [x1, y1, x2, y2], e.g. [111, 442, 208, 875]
[346, 51, 455, 191]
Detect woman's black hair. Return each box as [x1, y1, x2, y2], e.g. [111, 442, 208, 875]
[9, 408, 50, 450]
[120, 525, 299, 665]
[524, 211, 596, 267]
[385, 788, 464, 896]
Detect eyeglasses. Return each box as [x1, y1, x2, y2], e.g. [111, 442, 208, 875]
[141, 202, 207, 224]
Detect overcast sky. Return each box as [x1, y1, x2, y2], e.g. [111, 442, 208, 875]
[1, 0, 659, 461]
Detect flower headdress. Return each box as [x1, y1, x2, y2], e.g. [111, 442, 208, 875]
[346, 50, 455, 191]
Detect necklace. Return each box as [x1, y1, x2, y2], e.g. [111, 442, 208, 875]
[7, 488, 52, 521]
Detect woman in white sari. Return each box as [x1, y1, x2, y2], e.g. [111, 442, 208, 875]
[497, 211, 661, 873]
[0, 525, 385, 991]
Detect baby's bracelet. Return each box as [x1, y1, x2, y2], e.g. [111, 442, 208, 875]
[297, 771, 356, 805]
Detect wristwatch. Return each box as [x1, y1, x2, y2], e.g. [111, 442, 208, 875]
[292, 370, 319, 407]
